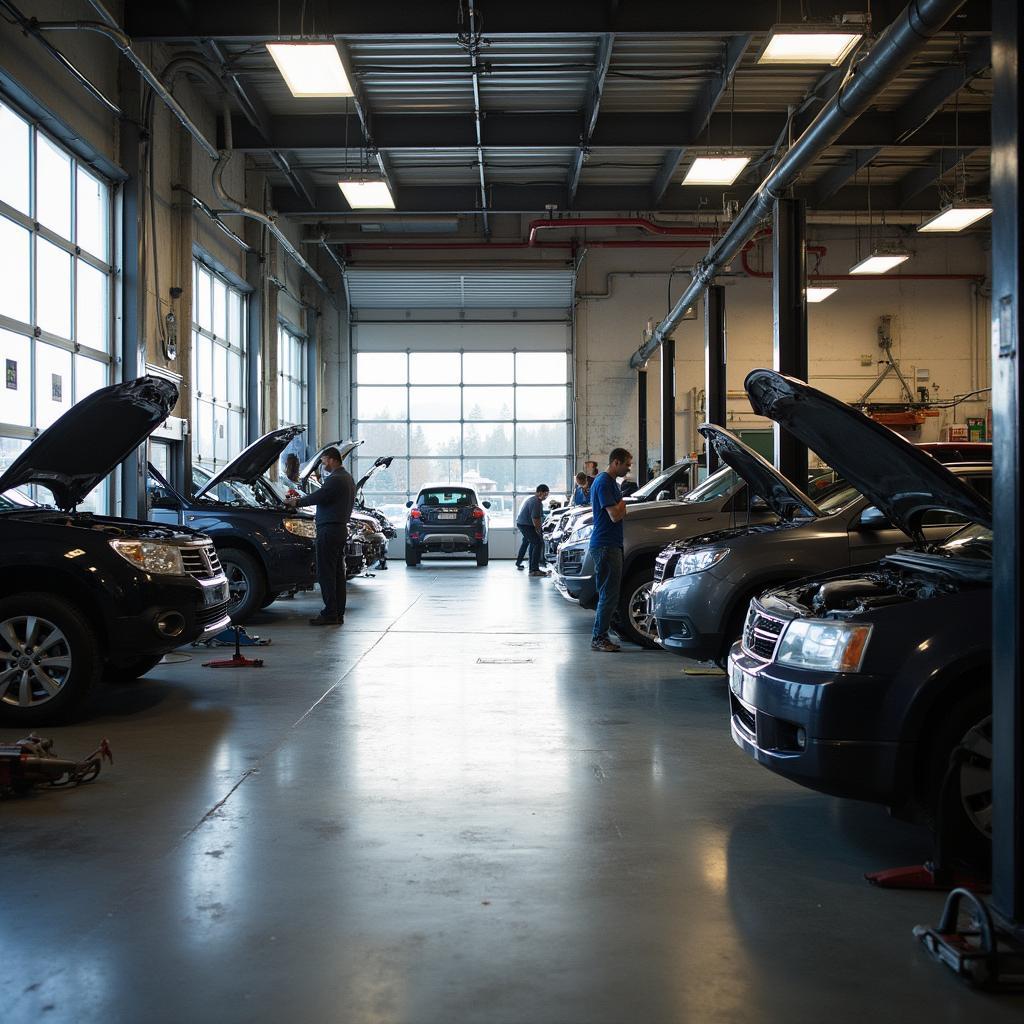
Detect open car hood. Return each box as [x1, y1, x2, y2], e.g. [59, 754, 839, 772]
[0, 376, 178, 512]
[356, 455, 393, 492]
[195, 425, 305, 498]
[744, 369, 993, 537]
[299, 439, 363, 487]
[698, 424, 821, 520]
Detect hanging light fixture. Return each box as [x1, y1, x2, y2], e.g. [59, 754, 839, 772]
[267, 43, 354, 98]
[682, 156, 751, 186]
[338, 180, 395, 209]
[917, 204, 993, 233]
[806, 285, 838, 302]
[849, 250, 911, 275]
[756, 22, 863, 65]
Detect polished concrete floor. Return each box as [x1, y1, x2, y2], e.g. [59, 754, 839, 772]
[2, 564, 1021, 1023]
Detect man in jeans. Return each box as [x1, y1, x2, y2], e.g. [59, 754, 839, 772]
[589, 448, 632, 652]
[516, 484, 550, 577]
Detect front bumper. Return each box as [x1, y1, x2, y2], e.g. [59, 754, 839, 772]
[650, 575, 723, 660]
[727, 644, 902, 805]
[553, 543, 596, 606]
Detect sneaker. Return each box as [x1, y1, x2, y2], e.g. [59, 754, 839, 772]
[515, 563, 525, 571]
[309, 614, 341, 626]
[591, 637, 621, 653]
[528, 569, 550, 577]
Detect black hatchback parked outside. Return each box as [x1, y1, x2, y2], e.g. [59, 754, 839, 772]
[0, 377, 232, 724]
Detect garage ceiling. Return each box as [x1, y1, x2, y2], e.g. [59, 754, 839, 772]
[124, 1, 991, 224]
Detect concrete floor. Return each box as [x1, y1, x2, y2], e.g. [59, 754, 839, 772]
[2, 564, 1021, 1023]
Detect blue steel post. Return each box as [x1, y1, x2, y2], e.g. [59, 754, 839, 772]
[661, 338, 675, 470]
[637, 368, 648, 484]
[305, 305, 319, 457]
[704, 284, 727, 473]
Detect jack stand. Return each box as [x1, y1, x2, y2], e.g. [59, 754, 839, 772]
[914, 888, 1024, 989]
[866, 745, 990, 892]
[202, 626, 264, 668]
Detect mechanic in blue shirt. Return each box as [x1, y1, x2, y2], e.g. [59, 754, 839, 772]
[571, 471, 590, 506]
[516, 484, 550, 576]
[589, 447, 632, 652]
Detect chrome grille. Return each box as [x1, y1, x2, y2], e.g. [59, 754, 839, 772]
[653, 550, 674, 584]
[742, 609, 787, 662]
[558, 547, 585, 577]
[181, 544, 221, 580]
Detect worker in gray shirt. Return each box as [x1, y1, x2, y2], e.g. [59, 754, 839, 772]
[285, 446, 355, 625]
[516, 484, 550, 577]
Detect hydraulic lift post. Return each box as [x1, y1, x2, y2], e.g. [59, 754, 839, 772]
[705, 284, 727, 473]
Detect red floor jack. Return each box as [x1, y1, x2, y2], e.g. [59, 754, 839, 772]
[202, 625, 265, 668]
[865, 744, 989, 893]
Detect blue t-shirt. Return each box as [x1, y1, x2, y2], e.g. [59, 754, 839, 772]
[572, 485, 589, 506]
[517, 494, 544, 527]
[589, 472, 624, 549]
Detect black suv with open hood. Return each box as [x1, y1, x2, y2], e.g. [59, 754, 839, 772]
[727, 370, 994, 859]
[0, 377, 231, 724]
[147, 426, 317, 622]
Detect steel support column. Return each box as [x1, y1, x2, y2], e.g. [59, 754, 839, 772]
[990, 0, 1024, 937]
[637, 368, 648, 484]
[305, 305, 320, 457]
[661, 339, 676, 470]
[245, 247, 263, 441]
[704, 284, 727, 473]
[772, 197, 808, 485]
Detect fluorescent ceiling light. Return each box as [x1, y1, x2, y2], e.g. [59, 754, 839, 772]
[806, 286, 837, 302]
[339, 180, 395, 209]
[682, 157, 750, 186]
[267, 43, 353, 98]
[917, 205, 993, 233]
[757, 25, 862, 65]
[849, 252, 911, 275]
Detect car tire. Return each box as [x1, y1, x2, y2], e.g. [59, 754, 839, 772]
[924, 689, 992, 870]
[106, 654, 164, 683]
[476, 545, 489, 567]
[405, 546, 421, 567]
[615, 565, 659, 648]
[218, 549, 266, 622]
[259, 591, 283, 610]
[0, 593, 101, 725]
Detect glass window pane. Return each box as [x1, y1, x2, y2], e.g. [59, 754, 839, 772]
[355, 458, 408, 492]
[35, 134, 72, 238]
[463, 458, 513, 491]
[76, 260, 108, 352]
[516, 351, 567, 384]
[227, 349, 244, 407]
[516, 385, 566, 420]
[196, 334, 214, 394]
[0, 216, 31, 323]
[74, 353, 107, 402]
[228, 291, 242, 347]
[516, 422, 568, 456]
[213, 342, 228, 401]
[409, 351, 460, 384]
[36, 238, 72, 339]
[409, 458, 461, 488]
[228, 409, 244, 459]
[463, 386, 513, 420]
[0, 101, 31, 214]
[213, 278, 228, 338]
[195, 400, 215, 462]
[463, 351, 513, 384]
[409, 386, 461, 420]
[213, 407, 229, 465]
[78, 479, 107, 515]
[35, 342, 73, 428]
[197, 268, 213, 331]
[463, 422, 512, 456]
[354, 421, 408, 458]
[357, 352, 406, 384]
[0, 435, 30, 475]
[516, 458, 568, 493]
[357, 386, 407, 420]
[0, 329, 31, 426]
[76, 168, 108, 260]
[410, 422, 460, 456]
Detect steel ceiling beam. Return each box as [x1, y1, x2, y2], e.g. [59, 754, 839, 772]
[228, 110, 990, 154]
[651, 34, 750, 207]
[896, 146, 980, 205]
[812, 148, 884, 204]
[568, 33, 614, 207]
[123, 0, 990, 39]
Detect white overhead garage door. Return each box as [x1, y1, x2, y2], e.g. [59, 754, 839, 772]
[347, 269, 574, 549]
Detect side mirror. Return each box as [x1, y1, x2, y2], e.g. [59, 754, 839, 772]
[859, 506, 890, 529]
[482, 500, 491, 509]
[151, 491, 178, 510]
[750, 495, 768, 510]
[405, 500, 414, 508]
[656, 489, 671, 502]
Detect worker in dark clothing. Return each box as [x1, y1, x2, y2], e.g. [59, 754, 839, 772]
[285, 446, 355, 625]
[516, 484, 550, 577]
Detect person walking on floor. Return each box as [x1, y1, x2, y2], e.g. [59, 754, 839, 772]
[589, 448, 632, 652]
[516, 484, 550, 577]
[285, 446, 355, 625]
[571, 472, 590, 506]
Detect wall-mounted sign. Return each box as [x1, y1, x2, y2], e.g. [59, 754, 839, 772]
[5, 359, 16, 390]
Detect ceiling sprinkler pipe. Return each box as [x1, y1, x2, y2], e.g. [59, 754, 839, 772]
[528, 217, 721, 245]
[739, 246, 982, 282]
[630, 0, 970, 369]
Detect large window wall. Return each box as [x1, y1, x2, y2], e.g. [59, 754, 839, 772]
[354, 344, 571, 526]
[0, 98, 113, 511]
[191, 259, 247, 468]
[277, 323, 307, 428]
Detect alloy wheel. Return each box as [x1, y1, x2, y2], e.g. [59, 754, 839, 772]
[224, 563, 250, 610]
[0, 615, 73, 708]
[958, 714, 993, 839]
[628, 582, 657, 642]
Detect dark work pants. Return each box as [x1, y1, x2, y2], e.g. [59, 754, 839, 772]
[316, 523, 348, 619]
[518, 524, 543, 572]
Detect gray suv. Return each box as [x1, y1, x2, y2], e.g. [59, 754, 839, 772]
[552, 467, 778, 646]
[650, 423, 992, 666]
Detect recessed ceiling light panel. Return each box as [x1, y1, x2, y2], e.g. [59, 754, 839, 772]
[682, 157, 751, 186]
[848, 252, 911, 275]
[806, 286, 838, 302]
[917, 206, 993, 232]
[757, 26, 862, 65]
[267, 43, 353, 98]
[339, 180, 396, 209]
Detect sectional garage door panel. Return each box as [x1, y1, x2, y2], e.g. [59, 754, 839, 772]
[345, 269, 575, 310]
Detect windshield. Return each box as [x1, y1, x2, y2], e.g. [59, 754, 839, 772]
[633, 461, 690, 500]
[938, 522, 992, 560]
[418, 488, 477, 507]
[680, 467, 740, 504]
[193, 467, 265, 508]
[0, 488, 41, 512]
[815, 482, 860, 514]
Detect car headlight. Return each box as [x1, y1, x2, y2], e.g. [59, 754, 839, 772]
[109, 539, 185, 575]
[568, 523, 593, 544]
[283, 517, 317, 539]
[674, 548, 729, 575]
[775, 620, 872, 673]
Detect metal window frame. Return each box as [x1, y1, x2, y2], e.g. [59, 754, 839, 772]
[276, 319, 308, 429]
